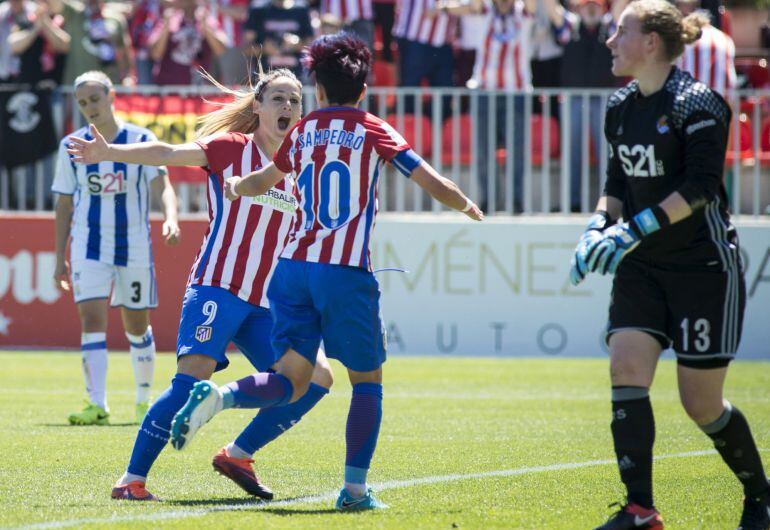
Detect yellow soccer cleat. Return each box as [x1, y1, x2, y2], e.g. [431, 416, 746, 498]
[135, 400, 151, 424]
[68, 401, 109, 426]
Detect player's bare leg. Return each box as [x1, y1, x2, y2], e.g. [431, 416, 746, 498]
[679, 365, 770, 530]
[121, 308, 155, 423]
[70, 299, 110, 425]
[595, 331, 663, 530]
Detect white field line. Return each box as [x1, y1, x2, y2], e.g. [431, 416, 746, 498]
[11, 449, 725, 530]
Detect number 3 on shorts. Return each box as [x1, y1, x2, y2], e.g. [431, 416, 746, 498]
[131, 281, 141, 303]
[201, 301, 217, 326]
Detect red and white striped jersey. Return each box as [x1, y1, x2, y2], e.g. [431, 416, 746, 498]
[393, 0, 457, 47]
[676, 24, 736, 95]
[274, 107, 421, 270]
[321, 0, 373, 23]
[190, 133, 297, 307]
[471, 1, 534, 90]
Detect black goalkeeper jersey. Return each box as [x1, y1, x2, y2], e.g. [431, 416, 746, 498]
[603, 66, 739, 270]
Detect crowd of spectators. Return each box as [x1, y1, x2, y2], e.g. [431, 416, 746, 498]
[0, 0, 734, 90]
[0, 0, 743, 211]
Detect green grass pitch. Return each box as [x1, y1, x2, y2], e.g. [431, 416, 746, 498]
[1, 352, 768, 529]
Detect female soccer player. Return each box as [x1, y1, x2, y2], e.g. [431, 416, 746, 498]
[168, 33, 483, 511]
[54, 70, 180, 427]
[568, 1, 770, 528]
[68, 69, 334, 502]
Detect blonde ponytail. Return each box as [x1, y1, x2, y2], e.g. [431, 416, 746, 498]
[681, 11, 710, 45]
[195, 65, 302, 139]
[630, 0, 711, 61]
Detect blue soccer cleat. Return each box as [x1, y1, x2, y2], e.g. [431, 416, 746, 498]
[335, 487, 388, 511]
[170, 380, 222, 451]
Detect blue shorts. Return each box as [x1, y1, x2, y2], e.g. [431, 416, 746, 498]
[177, 284, 276, 373]
[267, 258, 387, 372]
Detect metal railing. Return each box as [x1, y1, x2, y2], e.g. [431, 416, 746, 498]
[1, 85, 769, 216]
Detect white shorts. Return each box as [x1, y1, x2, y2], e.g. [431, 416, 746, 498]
[71, 259, 158, 309]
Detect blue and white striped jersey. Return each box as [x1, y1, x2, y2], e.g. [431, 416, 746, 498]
[53, 123, 165, 267]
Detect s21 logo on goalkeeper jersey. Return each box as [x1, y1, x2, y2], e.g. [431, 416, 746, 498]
[617, 144, 664, 178]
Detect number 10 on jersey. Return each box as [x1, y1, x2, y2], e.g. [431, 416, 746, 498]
[297, 160, 352, 230]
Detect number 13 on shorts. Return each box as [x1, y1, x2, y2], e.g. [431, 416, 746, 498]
[680, 317, 711, 353]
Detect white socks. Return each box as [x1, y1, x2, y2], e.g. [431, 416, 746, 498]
[117, 472, 147, 486]
[126, 326, 155, 404]
[81, 332, 108, 410]
[225, 442, 252, 460]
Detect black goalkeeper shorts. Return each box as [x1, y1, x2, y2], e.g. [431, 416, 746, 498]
[605, 257, 746, 369]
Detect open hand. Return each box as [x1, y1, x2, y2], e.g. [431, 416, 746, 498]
[66, 124, 110, 164]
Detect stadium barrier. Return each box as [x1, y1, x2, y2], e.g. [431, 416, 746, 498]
[1, 212, 768, 359]
[1, 86, 770, 216]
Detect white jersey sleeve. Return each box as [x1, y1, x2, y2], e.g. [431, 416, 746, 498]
[52, 140, 78, 195]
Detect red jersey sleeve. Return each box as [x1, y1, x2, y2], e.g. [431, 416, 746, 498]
[273, 128, 296, 173]
[370, 117, 412, 161]
[195, 132, 249, 173]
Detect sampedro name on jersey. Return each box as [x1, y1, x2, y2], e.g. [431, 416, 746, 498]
[52, 123, 163, 267]
[274, 107, 422, 269]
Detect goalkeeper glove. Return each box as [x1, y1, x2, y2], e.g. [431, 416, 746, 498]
[569, 210, 613, 286]
[587, 206, 669, 275]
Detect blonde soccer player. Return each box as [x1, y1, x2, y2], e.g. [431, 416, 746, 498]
[569, 2, 770, 528]
[54, 70, 180, 426]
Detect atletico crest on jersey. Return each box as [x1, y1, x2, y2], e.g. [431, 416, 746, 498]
[195, 325, 212, 343]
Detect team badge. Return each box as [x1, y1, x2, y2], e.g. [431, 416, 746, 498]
[195, 325, 212, 343]
[656, 115, 669, 134]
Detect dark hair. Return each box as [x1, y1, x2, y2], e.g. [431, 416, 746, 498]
[302, 33, 371, 105]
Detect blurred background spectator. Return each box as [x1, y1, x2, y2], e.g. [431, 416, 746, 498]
[320, 0, 373, 48]
[207, 0, 249, 85]
[455, 10, 485, 88]
[148, 0, 229, 85]
[49, 0, 134, 85]
[373, 0, 394, 62]
[553, 0, 621, 211]
[467, 0, 562, 212]
[1, 0, 69, 86]
[675, 0, 736, 94]
[530, 0, 563, 117]
[243, 0, 313, 81]
[393, 0, 458, 113]
[127, 0, 161, 84]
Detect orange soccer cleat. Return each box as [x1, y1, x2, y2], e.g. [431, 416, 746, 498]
[110, 481, 159, 501]
[212, 447, 274, 500]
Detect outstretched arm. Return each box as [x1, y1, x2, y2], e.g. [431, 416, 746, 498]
[410, 161, 483, 220]
[67, 124, 208, 167]
[224, 162, 286, 200]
